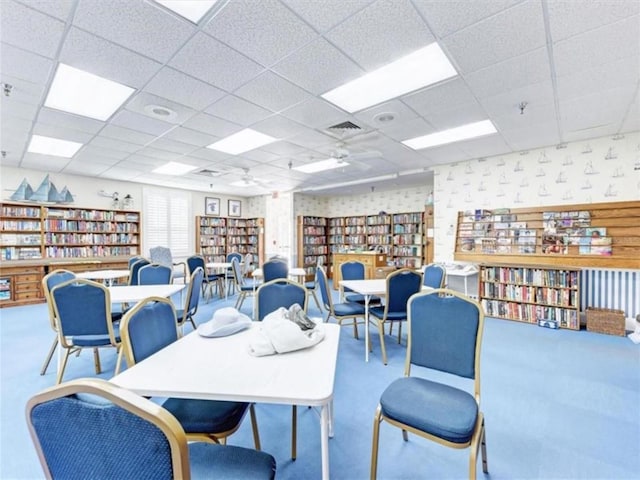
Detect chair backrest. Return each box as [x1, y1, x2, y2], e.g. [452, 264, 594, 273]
[149, 246, 173, 267]
[262, 259, 288, 282]
[26, 378, 190, 480]
[120, 296, 179, 366]
[128, 255, 145, 269]
[407, 289, 484, 384]
[138, 263, 172, 285]
[423, 263, 446, 289]
[226, 252, 242, 264]
[256, 279, 307, 321]
[231, 257, 245, 287]
[315, 266, 333, 312]
[340, 261, 365, 292]
[181, 267, 204, 325]
[186, 255, 206, 276]
[42, 269, 76, 331]
[129, 258, 150, 286]
[51, 279, 118, 348]
[384, 269, 422, 314]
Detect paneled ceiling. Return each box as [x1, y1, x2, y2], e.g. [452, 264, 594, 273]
[1, 0, 638, 196]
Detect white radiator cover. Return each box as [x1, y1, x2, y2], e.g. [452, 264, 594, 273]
[581, 269, 640, 322]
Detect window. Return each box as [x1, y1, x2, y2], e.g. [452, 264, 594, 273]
[143, 187, 191, 260]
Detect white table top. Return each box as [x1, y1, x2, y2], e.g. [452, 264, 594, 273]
[339, 278, 386, 296]
[252, 267, 307, 279]
[107, 284, 185, 304]
[76, 269, 130, 280]
[111, 322, 340, 406]
[205, 262, 232, 269]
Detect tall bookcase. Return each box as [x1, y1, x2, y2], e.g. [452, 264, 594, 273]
[366, 213, 392, 255]
[479, 263, 581, 330]
[195, 216, 264, 266]
[392, 211, 423, 268]
[296, 216, 329, 281]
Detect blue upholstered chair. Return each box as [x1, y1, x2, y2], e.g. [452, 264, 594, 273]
[255, 278, 308, 459]
[423, 263, 446, 289]
[368, 268, 422, 364]
[50, 279, 121, 384]
[231, 257, 260, 312]
[138, 263, 172, 285]
[225, 253, 243, 295]
[128, 258, 150, 286]
[26, 378, 275, 480]
[149, 246, 186, 284]
[262, 259, 288, 283]
[40, 269, 76, 376]
[127, 255, 145, 269]
[120, 297, 262, 449]
[340, 261, 381, 304]
[175, 266, 204, 331]
[370, 289, 488, 479]
[186, 255, 224, 300]
[316, 266, 366, 339]
[303, 257, 323, 311]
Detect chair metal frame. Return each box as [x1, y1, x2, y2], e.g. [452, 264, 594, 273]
[371, 288, 488, 480]
[369, 268, 422, 364]
[50, 278, 121, 384]
[119, 297, 261, 449]
[316, 266, 365, 339]
[186, 255, 223, 300]
[176, 266, 204, 331]
[231, 257, 259, 311]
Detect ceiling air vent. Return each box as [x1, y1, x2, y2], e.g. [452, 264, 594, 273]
[195, 169, 224, 177]
[328, 121, 361, 131]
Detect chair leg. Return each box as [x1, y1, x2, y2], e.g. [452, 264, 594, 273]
[402, 429, 408, 441]
[376, 321, 387, 365]
[352, 318, 359, 340]
[291, 405, 297, 460]
[188, 314, 197, 330]
[249, 403, 261, 451]
[56, 348, 72, 385]
[114, 347, 123, 375]
[370, 406, 383, 480]
[93, 348, 101, 374]
[397, 322, 402, 344]
[310, 290, 322, 311]
[40, 336, 58, 375]
[481, 421, 488, 473]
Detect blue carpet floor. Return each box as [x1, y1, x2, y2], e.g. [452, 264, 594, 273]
[1, 285, 639, 479]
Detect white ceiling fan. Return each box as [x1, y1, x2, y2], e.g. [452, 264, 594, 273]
[232, 168, 270, 188]
[329, 142, 382, 171]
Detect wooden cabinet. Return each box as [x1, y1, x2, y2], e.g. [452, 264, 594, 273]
[0, 263, 44, 307]
[331, 252, 388, 289]
[296, 216, 328, 282]
[479, 263, 581, 330]
[195, 216, 264, 266]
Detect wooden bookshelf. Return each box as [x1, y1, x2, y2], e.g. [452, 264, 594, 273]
[196, 216, 227, 263]
[296, 216, 329, 282]
[366, 213, 392, 256]
[392, 211, 423, 268]
[195, 215, 264, 266]
[454, 200, 640, 269]
[479, 263, 581, 330]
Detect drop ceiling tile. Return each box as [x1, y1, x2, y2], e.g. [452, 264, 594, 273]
[479, 80, 554, 119]
[279, 98, 347, 130]
[125, 92, 197, 125]
[458, 134, 512, 159]
[259, 141, 307, 157]
[64, 151, 120, 166]
[547, 0, 639, 42]
[182, 112, 242, 137]
[169, 32, 264, 92]
[124, 154, 170, 167]
[15, 0, 74, 20]
[89, 137, 141, 154]
[99, 166, 148, 181]
[413, 0, 523, 38]
[134, 147, 182, 162]
[163, 127, 219, 148]
[76, 145, 130, 161]
[37, 108, 105, 135]
[421, 101, 488, 130]
[1, 156, 21, 167]
[205, 95, 272, 126]
[402, 78, 477, 117]
[241, 149, 280, 164]
[354, 99, 419, 129]
[249, 115, 309, 140]
[326, 0, 435, 70]
[281, 0, 372, 33]
[560, 86, 636, 133]
[2, 115, 34, 137]
[62, 160, 112, 176]
[234, 71, 312, 113]
[553, 15, 640, 77]
[492, 101, 558, 133]
[73, 0, 196, 62]
[0, 43, 53, 85]
[100, 125, 157, 146]
[110, 110, 175, 137]
[464, 47, 551, 99]
[1, 0, 65, 58]
[60, 27, 163, 89]
[144, 67, 225, 111]
[0, 74, 46, 105]
[500, 122, 561, 151]
[0, 97, 39, 122]
[379, 117, 435, 141]
[146, 137, 198, 155]
[287, 130, 337, 149]
[272, 37, 364, 95]
[563, 124, 619, 143]
[20, 152, 69, 171]
[203, 0, 317, 67]
[442, 0, 546, 74]
[32, 123, 95, 144]
[188, 146, 235, 163]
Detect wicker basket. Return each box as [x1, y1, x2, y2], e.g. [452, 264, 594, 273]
[586, 307, 626, 336]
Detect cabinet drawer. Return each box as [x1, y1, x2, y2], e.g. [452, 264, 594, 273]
[15, 290, 41, 300]
[15, 282, 39, 292]
[16, 274, 40, 283]
[360, 258, 373, 266]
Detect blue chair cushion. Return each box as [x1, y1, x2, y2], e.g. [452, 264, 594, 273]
[71, 325, 120, 347]
[305, 281, 316, 290]
[369, 307, 407, 321]
[189, 442, 276, 479]
[161, 398, 249, 434]
[333, 302, 365, 317]
[380, 377, 478, 444]
[345, 293, 381, 304]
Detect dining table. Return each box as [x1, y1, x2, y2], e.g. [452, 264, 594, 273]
[107, 283, 186, 304]
[76, 269, 130, 286]
[111, 322, 341, 480]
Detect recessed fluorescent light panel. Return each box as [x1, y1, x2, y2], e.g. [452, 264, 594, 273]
[27, 134, 83, 158]
[45, 64, 135, 121]
[152, 161, 198, 175]
[293, 157, 348, 174]
[154, 0, 218, 23]
[402, 120, 497, 150]
[321, 43, 457, 113]
[207, 129, 277, 155]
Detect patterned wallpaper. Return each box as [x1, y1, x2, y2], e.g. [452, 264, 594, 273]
[434, 131, 640, 262]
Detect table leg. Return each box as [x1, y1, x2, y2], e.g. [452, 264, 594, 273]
[464, 276, 468, 296]
[320, 404, 330, 480]
[328, 398, 334, 438]
[364, 295, 370, 363]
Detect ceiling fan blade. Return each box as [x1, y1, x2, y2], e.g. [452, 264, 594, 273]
[348, 150, 382, 161]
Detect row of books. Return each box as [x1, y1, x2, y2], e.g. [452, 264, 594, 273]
[366, 215, 391, 225]
[303, 255, 328, 266]
[481, 299, 579, 328]
[2, 206, 40, 217]
[301, 217, 327, 226]
[45, 233, 138, 244]
[481, 283, 577, 307]
[302, 236, 327, 245]
[393, 246, 421, 257]
[45, 245, 138, 257]
[200, 238, 226, 246]
[1, 220, 41, 230]
[393, 234, 422, 245]
[481, 267, 579, 288]
[1, 246, 42, 260]
[200, 227, 227, 235]
[45, 220, 139, 233]
[46, 209, 139, 222]
[393, 223, 421, 234]
[302, 226, 326, 235]
[302, 245, 328, 255]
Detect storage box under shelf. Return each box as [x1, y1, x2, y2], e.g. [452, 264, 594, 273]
[586, 307, 626, 336]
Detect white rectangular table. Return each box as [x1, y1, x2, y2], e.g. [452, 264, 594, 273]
[76, 269, 130, 286]
[252, 267, 307, 282]
[445, 267, 478, 297]
[339, 279, 386, 363]
[107, 284, 185, 304]
[111, 322, 340, 480]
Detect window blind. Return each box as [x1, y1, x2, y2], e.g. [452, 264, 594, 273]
[143, 187, 190, 260]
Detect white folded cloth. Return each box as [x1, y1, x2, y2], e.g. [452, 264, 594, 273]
[248, 307, 325, 356]
[197, 307, 252, 338]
